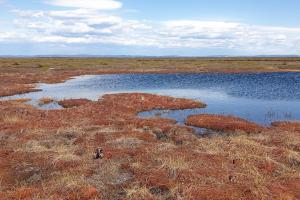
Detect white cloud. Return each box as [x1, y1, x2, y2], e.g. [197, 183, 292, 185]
[157, 20, 300, 53]
[46, 0, 122, 10]
[4, 8, 300, 54]
[0, 31, 27, 42]
[12, 8, 153, 44]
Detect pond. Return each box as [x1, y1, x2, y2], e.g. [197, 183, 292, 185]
[3, 73, 300, 125]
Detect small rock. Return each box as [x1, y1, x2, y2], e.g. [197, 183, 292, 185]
[149, 185, 170, 196]
[15, 164, 42, 184]
[93, 148, 104, 159]
[229, 175, 237, 183]
[62, 132, 76, 140]
[111, 172, 133, 185]
[27, 173, 42, 184]
[175, 140, 183, 145]
[153, 128, 168, 141]
[143, 126, 150, 131]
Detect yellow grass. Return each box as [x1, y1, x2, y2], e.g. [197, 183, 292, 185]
[1, 114, 23, 124]
[38, 97, 54, 105]
[124, 184, 152, 199]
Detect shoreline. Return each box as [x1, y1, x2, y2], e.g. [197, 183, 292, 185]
[1, 59, 300, 199]
[1, 69, 300, 98]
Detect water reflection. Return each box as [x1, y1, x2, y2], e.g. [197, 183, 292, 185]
[2, 73, 300, 125]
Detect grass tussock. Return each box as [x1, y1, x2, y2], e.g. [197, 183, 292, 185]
[157, 155, 190, 172]
[6, 98, 31, 104]
[106, 137, 144, 149]
[52, 150, 81, 165]
[0, 114, 23, 124]
[124, 184, 153, 199]
[186, 114, 264, 133]
[38, 97, 54, 105]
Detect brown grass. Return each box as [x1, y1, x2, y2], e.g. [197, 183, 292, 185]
[58, 99, 91, 108]
[5, 98, 31, 104]
[271, 121, 300, 132]
[0, 114, 24, 124]
[38, 97, 54, 105]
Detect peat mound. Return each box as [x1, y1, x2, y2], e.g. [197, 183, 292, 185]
[186, 114, 264, 133]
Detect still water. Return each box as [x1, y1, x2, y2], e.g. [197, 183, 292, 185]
[3, 73, 300, 125]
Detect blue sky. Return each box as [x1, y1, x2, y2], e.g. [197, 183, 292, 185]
[1, 0, 300, 56]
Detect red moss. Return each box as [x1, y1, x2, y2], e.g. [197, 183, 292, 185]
[269, 178, 300, 199]
[132, 118, 177, 129]
[10, 187, 38, 200]
[58, 98, 91, 108]
[94, 133, 106, 144]
[0, 149, 13, 158]
[255, 160, 278, 174]
[80, 186, 99, 200]
[101, 93, 206, 112]
[271, 121, 300, 132]
[186, 114, 264, 133]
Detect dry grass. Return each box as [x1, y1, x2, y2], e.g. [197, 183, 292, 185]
[6, 98, 31, 103]
[38, 97, 54, 105]
[53, 173, 87, 189]
[0, 92, 299, 199]
[106, 137, 144, 149]
[1, 57, 300, 72]
[21, 140, 51, 153]
[0, 114, 23, 124]
[284, 149, 300, 168]
[124, 184, 153, 199]
[271, 121, 300, 132]
[157, 155, 190, 172]
[52, 150, 81, 165]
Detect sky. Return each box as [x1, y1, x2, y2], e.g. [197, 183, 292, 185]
[1, 0, 300, 56]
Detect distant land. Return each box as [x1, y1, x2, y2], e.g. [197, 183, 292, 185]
[1, 55, 300, 58]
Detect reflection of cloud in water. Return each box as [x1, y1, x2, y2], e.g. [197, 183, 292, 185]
[38, 75, 98, 89]
[142, 89, 229, 100]
[2, 73, 300, 125]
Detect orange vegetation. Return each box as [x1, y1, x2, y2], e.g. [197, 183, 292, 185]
[6, 98, 31, 103]
[0, 59, 300, 200]
[0, 92, 299, 200]
[58, 99, 92, 108]
[186, 114, 264, 134]
[271, 121, 300, 133]
[39, 97, 54, 105]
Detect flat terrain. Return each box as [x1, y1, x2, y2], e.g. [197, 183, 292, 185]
[0, 57, 300, 200]
[2, 57, 300, 96]
[2, 57, 300, 97]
